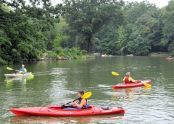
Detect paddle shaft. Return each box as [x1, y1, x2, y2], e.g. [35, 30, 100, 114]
[62, 98, 79, 107]
[7, 67, 14, 71]
[66, 97, 80, 104]
[62, 92, 92, 107]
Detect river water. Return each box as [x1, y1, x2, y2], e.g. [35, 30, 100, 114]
[0, 56, 174, 124]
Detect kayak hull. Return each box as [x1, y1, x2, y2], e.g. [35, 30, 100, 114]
[112, 80, 152, 89]
[10, 106, 125, 117]
[4, 72, 32, 79]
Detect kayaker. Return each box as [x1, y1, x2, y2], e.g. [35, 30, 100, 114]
[166, 56, 173, 61]
[18, 64, 27, 74]
[72, 90, 88, 109]
[123, 72, 139, 84]
[62, 90, 88, 109]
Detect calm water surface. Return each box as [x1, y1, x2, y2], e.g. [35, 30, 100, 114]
[0, 56, 174, 124]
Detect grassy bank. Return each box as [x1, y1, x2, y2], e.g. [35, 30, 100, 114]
[0, 48, 87, 65]
[40, 47, 87, 60]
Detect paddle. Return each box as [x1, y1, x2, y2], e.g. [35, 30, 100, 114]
[7, 67, 14, 71]
[26, 73, 34, 80]
[62, 92, 92, 106]
[81, 92, 92, 99]
[7, 66, 28, 74]
[141, 80, 152, 88]
[112, 71, 119, 76]
[144, 82, 152, 88]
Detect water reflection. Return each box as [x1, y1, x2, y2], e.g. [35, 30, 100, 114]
[10, 115, 124, 124]
[0, 57, 174, 123]
[111, 87, 152, 102]
[4, 73, 34, 91]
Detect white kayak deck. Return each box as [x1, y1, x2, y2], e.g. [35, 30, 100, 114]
[4, 72, 32, 79]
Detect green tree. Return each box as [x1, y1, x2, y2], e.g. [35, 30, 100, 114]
[126, 31, 151, 55]
[63, 0, 124, 52]
[162, 0, 174, 54]
[122, 1, 164, 55]
[0, 0, 62, 64]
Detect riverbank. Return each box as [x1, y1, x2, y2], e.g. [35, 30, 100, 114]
[149, 52, 172, 57]
[38, 48, 87, 61]
[1, 51, 172, 65]
[0, 48, 88, 65]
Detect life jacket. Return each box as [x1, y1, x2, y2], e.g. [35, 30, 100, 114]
[124, 76, 133, 84]
[19, 67, 27, 73]
[76, 97, 89, 109]
[24, 68, 27, 73]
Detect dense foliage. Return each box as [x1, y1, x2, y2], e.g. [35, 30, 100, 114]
[0, 0, 62, 64]
[62, 0, 124, 52]
[62, 0, 174, 56]
[92, 0, 174, 56]
[1, 0, 174, 64]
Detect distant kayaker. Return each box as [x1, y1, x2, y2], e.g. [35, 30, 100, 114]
[17, 64, 27, 74]
[123, 72, 139, 84]
[166, 56, 173, 61]
[72, 90, 88, 109]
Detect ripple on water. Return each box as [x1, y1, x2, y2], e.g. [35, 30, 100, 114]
[1, 57, 174, 124]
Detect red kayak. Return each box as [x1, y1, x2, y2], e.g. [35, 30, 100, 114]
[10, 106, 125, 117]
[112, 80, 152, 89]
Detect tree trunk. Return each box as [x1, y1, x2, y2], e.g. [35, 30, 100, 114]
[87, 35, 92, 53]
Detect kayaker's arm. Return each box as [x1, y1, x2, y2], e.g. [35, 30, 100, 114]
[73, 99, 86, 108]
[129, 77, 136, 83]
[73, 99, 78, 103]
[123, 77, 125, 82]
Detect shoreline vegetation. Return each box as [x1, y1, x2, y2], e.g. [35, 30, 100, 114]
[1, 0, 174, 65]
[39, 48, 87, 61]
[12, 52, 173, 63]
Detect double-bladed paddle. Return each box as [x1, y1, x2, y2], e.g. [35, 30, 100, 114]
[111, 71, 119, 76]
[7, 67, 14, 71]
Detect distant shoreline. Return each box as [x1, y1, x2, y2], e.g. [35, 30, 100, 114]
[0, 52, 172, 65]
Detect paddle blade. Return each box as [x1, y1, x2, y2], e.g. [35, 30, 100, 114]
[144, 83, 152, 88]
[7, 67, 14, 71]
[82, 92, 92, 99]
[112, 71, 119, 76]
[27, 73, 34, 80]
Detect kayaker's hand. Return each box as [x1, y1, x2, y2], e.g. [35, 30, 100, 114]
[72, 102, 78, 107]
[135, 80, 141, 83]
